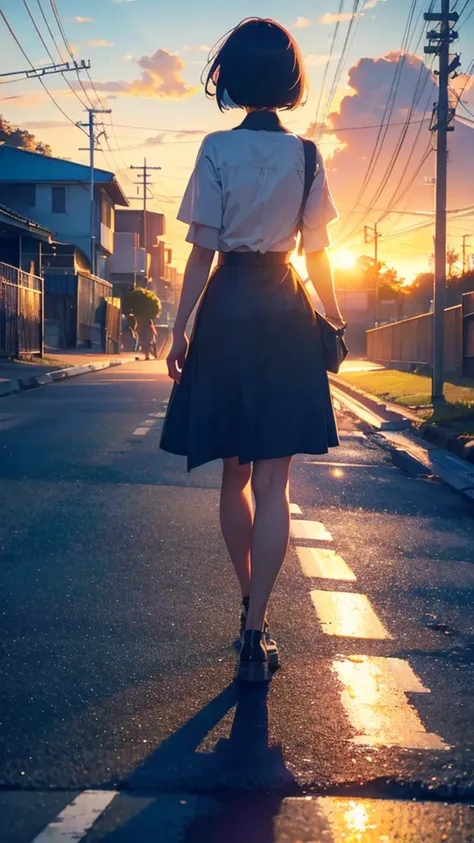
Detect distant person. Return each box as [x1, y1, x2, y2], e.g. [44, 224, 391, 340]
[160, 18, 345, 682]
[126, 312, 139, 352]
[144, 318, 158, 360]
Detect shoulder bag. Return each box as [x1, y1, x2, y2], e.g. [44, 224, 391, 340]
[296, 138, 348, 375]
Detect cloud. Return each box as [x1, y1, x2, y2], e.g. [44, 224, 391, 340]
[294, 16, 312, 28]
[87, 39, 114, 47]
[113, 0, 137, 3]
[320, 11, 363, 23]
[73, 16, 93, 23]
[313, 51, 474, 259]
[363, 0, 387, 8]
[85, 48, 196, 99]
[183, 44, 210, 53]
[306, 53, 340, 67]
[22, 120, 70, 129]
[145, 134, 166, 145]
[123, 53, 133, 60]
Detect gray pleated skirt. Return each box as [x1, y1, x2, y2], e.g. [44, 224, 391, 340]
[160, 252, 339, 471]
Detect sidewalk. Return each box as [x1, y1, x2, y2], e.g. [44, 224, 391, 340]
[0, 349, 139, 397]
[330, 358, 474, 500]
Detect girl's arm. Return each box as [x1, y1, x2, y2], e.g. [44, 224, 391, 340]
[305, 249, 345, 327]
[167, 244, 215, 383]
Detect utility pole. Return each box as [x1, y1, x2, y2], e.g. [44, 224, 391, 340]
[462, 234, 471, 275]
[425, 0, 459, 403]
[78, 108, 111, 276]
[364, 223, 381, 323]
[0, 59, 91, 81]
[130, 158, 162, 260]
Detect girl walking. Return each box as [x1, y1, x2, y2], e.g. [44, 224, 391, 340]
[160, 18, 344, 682]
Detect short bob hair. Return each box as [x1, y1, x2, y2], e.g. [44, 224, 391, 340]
[204, 18, 308, 112]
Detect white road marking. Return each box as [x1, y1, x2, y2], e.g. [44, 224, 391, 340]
[297, 547, 356, 581]
[139, 419, 156, 427]
[310, 590, 391, 639]
[333, 655, 449, 750]
[133, 427, 150, 436]
[290, 520, 333, 542]
[289, 503, 302, 515]
[150, 411, 167, 418]
[31, 790, 117, 842]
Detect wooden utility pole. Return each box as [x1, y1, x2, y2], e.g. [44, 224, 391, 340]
[364, 223, 381, 323]
[424, 0, 459, 403]
[462, 234, 471, 274]
[130, 159, 162, 256]
[78, 108, 112, 276]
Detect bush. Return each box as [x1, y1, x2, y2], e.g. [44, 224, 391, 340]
[124, 287, 161, 325]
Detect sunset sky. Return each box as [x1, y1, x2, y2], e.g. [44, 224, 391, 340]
[1, 0, 474, 281]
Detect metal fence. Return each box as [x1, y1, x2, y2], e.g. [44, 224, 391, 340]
[0, 261, 43, 356]
[366, 305, 463, 376]
[104, 297, 121, 353]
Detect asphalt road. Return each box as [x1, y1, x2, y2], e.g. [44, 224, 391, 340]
[1, 360, 474, 843]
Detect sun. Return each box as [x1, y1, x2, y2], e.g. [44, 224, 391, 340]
[331, 248, 357, 270]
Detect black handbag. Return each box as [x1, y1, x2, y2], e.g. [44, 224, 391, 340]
[297, 138, 348, 374]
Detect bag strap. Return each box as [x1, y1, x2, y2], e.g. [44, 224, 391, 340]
[296, 138, 318, 255]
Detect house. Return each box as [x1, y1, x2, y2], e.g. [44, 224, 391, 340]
[108, 209, 165, 300]
[0, 202, 52, 276]
[0, 144, 128, 279]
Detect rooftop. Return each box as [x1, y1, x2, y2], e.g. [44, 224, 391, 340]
[0, 144, 129, 207]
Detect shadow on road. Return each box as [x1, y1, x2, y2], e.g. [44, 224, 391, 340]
[102, 681, 296, 842]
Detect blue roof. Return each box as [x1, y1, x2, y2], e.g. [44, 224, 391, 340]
[0, 144, 129, 206]
[0, 202, 53, 240]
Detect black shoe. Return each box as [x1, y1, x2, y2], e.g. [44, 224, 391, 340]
[239, 597, 279, 672]
[236, 630, 270, 683]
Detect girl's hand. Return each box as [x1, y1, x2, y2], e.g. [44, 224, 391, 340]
[167, 331, 189, 383]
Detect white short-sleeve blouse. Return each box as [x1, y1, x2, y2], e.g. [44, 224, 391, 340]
[177, 115, 338, 254]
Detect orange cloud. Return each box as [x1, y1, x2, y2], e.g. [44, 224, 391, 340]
[89, 49, 197, 99]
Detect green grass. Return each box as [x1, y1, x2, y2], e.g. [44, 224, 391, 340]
[338, 369, 474, 433]
[14, 356, 70, 369]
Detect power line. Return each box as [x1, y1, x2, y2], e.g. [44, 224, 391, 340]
[42, 0, 134, 192]
[337, 0, 421, 240]
[44, 0, 96, 108]
[0, 9, 87, 132]
[323, 0, 362, 125]
[457, 1, 474, 27]
[337, 4, 439, 245]
[312, 0, 345, 138]
[22, 0, 90, 110]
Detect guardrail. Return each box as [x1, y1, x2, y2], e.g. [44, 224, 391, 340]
[0, 261, 44, 356]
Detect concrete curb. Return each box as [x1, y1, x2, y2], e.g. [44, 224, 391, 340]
[331, 373, 474, 502]
[0, 356, 137, 398]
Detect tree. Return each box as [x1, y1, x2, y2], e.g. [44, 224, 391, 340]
[0, 114, 52, 156]
[124, 287, 161, 326]
[446, 247, 460, 280]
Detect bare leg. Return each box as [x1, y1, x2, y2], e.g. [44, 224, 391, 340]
[246, 457, 292, 630]
[220, 458, 253, 597]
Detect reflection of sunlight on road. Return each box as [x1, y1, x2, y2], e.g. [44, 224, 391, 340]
[333, 656, 449, 750]
[342, 800, 371, 838]
[277, 796, 472, 842]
